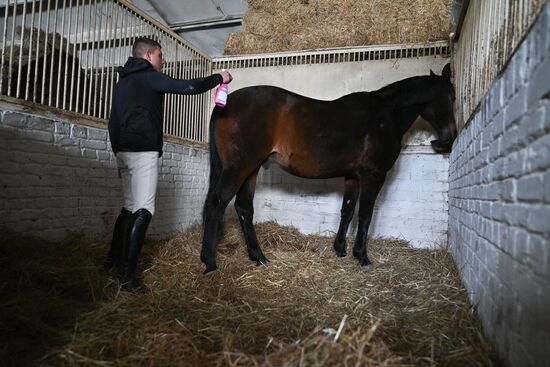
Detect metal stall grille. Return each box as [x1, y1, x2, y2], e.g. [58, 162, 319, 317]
[453, 0, 546, 129]
[0, 0, 212, 142]
[213, 41, 450, 70]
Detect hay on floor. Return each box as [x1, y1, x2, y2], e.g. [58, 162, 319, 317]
[1, 220, 495, 366]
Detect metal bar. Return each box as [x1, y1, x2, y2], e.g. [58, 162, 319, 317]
[55, 0, 66, 108]
[7, 0, 17, 96]
[115, 0, 209, 60]
[184, 58, 190, 139]
[82, 0, 91, 114]
[15, 0, 26, 99]
[24, 0, 36, 101]
[192, 55, 198, 141]
[71, 0, 82, 111]
[169, 16, 242, 32]
[176, 46, 183, 137]
[62, 0, 73, 110]
[48, 0, 59, 106]
[92, 0, 102, 118]
[0, 0, 10, 96]
[40, 0, 52, 104]
[103, 0, 116, 119]
[88, 0, 98, 117]
[97, 0, 106, 118]
[32, 0, 42, 103]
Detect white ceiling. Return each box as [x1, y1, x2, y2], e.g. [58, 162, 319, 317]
[129, 0, 248, 57]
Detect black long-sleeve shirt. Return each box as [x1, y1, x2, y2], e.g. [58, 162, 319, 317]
[108, 57, 223, 156]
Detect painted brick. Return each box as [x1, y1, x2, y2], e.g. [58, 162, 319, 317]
[516, 174, 544, 202]
[544, 171, 550, 203]
[0, 106, 214, 242]
[54, 121, 71, 135]
[71, 125, 87, 138]
[526, 206, 550, 234]
[449, 7, 550, 367]
[80, 139, 107, 150]
[505, 89, 527, 128]
[88, 128, 108, 141]
[527, 134, 550, 171]
[2, 111, 29, 128]
[527, 57, 550, 109]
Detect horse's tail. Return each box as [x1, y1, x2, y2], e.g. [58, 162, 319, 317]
[203, 107, 222, 224]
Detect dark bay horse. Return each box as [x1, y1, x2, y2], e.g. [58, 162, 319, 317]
[201, 64, 456, 274]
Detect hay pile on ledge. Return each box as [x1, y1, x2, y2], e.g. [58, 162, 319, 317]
[225, 0, 454, 55]
[1, 221, 495, 366]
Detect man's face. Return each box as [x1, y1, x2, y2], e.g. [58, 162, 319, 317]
[145, 46, 165, 71]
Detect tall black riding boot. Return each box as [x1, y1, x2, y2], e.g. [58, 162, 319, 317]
[120, 208, 152, 293]
[105, 208, 132, 272]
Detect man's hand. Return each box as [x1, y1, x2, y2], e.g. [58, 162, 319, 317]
[219, 70, 233, 84]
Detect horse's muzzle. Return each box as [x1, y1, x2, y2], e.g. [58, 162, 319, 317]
[430, 137, 454, 153]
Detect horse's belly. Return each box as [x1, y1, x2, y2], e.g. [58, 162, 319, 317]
[269, 150, 354, 179]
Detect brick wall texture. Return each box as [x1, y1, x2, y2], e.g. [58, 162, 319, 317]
[448, 4, 550, 367]
[0, 108, 210, 242]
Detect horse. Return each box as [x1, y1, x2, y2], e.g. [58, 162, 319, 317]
[201, 63, 456, 274]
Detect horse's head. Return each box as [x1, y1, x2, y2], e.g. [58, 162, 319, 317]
[421, 63, 457, 153]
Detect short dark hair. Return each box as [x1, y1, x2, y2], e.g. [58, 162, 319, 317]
[132, 37, 161, 58]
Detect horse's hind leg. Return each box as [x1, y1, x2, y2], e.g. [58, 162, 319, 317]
[333, 178, 360, 257]
[201, 171, 240, 274]
[234, 168, 268, 266]
[353, 171, 386, 266]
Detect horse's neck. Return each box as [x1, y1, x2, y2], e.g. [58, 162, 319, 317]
[395, 105, 422, 137]
[378, 76, 429, 136]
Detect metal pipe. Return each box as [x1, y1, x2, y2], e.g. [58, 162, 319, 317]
[40, 0, 52, 104]
[32, 0, 43, 103]
[7, 0, 17, 97]
[24, 0, 36, 101]
[48, 0, 59, 106]
[0, 0, 10, 96]
[62, 0, 73, 110]
[56, 0, 66, 108]
[15, 0, 26, 99]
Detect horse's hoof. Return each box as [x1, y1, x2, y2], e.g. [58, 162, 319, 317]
[256, 259, 268, 267]
[334, 243, 347, 257]
[334, 246, 347, 257]
[357, 258, 372, 267]
[203, 266, 219, 275]
[250, 253, 269, 265]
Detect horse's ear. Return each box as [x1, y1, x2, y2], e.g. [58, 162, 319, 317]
[441, 63, 451, 81]
[430, 69, 436, 77]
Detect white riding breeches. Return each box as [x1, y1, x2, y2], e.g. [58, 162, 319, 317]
[116, 151, 159, 216]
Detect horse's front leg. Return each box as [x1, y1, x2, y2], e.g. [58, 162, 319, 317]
[353, 171, 386, 266]
[234, 168, 268, 266]
[333, 178, 360, 257]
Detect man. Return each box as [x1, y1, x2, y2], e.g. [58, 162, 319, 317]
[106, 37, 232, 292]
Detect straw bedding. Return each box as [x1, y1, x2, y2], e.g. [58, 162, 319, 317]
[225, 0, 454, 55]
[1, 220, 495, 366]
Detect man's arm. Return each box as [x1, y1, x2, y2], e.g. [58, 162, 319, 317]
[149, 73, 223, 94]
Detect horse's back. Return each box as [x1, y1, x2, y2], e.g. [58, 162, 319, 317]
[212, 86, 376, 178]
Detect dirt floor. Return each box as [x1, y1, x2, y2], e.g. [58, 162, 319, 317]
[0, 220, 498, 366]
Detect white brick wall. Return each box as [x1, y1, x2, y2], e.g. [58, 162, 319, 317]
[0, 101, 210, 241]
[253, 147, 449, 248]
[449, 4, 550, 366]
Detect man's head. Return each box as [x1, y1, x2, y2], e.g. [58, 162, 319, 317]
[132, 37, 165, 71]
